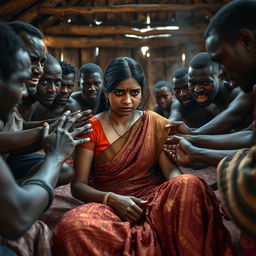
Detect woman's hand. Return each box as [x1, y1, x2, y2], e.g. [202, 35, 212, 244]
[108, 193, 148, 224]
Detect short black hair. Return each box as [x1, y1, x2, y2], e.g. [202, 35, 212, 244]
[172, 68, 188, 79]
[153, 80, 173, 93]
[0, 21, 26, 80]
[205, 0, 256, 42]
[8, 21, 44, 39]
[189, 52, 218, 71]
[80, 63, 103, 77]
[59, 60, 76, 76]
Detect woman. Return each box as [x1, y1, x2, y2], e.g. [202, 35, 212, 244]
[53, 57, 234, 255]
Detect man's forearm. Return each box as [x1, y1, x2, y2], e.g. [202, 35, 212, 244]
[191, 147, 238, 166]
[185, 131, 253, 150]
[0, 128, 42, 154]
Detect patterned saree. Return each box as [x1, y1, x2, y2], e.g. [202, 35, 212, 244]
[53, 111, 234, 256]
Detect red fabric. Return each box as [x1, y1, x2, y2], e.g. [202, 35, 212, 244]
[81, 116, 110, 155]
[53, 111, 234, 256]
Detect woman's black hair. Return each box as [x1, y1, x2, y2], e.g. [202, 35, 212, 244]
[96, 57, 149, 114]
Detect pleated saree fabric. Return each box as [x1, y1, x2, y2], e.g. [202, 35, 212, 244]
[53, 110, 234, 256]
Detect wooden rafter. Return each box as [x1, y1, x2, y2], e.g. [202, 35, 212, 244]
[40, 4, 224, 16]
[0, 0, 38, 15]
[43, 25, 206, 36]
[44, 35, 204, 48]
[14, 0, 65, 23]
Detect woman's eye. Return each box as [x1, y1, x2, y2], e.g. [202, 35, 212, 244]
[131, 90, 139, 96]
[114, 90, 123, 96]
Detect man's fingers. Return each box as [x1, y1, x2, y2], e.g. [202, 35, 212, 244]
[58, 110, 71, 128]
[41, 122, 49, 141]
[72, 123, 92, 137]
[74, 137, 90, 146]
[64, 112, 83, 130]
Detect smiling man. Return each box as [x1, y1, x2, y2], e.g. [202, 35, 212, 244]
[168, 52, 253, 135]
[170, 67, 214, 128]
[0, 21, 92, 255]
[8, 21, 46, 121]
[204, 0, 256, 242]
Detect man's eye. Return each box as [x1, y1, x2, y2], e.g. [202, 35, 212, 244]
[55, 81, 61, 87]
[40, 80, 48, 85]
[188, 81, 196, 87]
[202, 80, 213, 85]
[30, 57, 38, 64]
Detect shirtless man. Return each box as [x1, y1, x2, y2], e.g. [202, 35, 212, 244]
[0, 21, 91, 252]
[71, 63, 103, 113]
[8, 21, 46, 122]
[168, 52, 254, 135]
[170, 67, 214, 127]
[31, 59, 79, 121]
[1, 23, 91, 184]
[153, 80, 174, 118]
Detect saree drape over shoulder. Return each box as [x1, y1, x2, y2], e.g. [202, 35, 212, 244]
[53, 110, 234, 256]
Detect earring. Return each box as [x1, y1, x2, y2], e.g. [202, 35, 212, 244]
[105, 98, 110, 109]
[137, 101, 142, 109]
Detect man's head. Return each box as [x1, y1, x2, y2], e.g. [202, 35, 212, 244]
[36, 53, 62, 107]
[188, 52, 220, 106]
[153, 80, 174, 111]
[79, 63, 103, 106]
[172, 68, 194, 107]
[54, 61, 76, 105]
[0, 22, 31, 121]
[205, 0, 256, 92]
[8, 21, 46, 96]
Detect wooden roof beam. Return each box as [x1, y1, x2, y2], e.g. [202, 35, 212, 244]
[40, 4, 224, 15]
[43, 25, 206, 36]
[0, 0, 38, 15]
[44, 35, 204, 49]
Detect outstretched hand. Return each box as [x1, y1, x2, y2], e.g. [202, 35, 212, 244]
[48, 109, 93, 133]
[163, 136, 196, 164]
[165, 121, 192, 135]
[42, 111, 92, 161]
[108, 193, 148, 224]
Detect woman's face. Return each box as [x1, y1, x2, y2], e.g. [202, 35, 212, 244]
[106, 77, 142, 116]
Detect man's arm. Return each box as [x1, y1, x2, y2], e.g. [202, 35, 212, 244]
[184, 130, 253, 150]
[169, 99, 184, 121]
[194, 91, 253, 134]
[0, 113, 91, 240]
[0, 128, 43, 154]
[164, 136, 238, 166]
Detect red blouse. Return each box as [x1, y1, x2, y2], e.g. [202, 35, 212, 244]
[81, 116, 110, 155]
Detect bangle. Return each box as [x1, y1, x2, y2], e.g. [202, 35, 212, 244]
[20, 178, 54, 212]
[103, 192, 112, 205]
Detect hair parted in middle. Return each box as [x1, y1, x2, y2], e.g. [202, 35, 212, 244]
[96, 57, 149, 114]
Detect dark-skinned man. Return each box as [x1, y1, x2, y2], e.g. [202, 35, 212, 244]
[71, 63, 103, 114]
[170, 67, 214, 127]
[31, 60, 79, 121]
[0, 21, 92, 255]
[166, 0, 256, 245]
[153, 80, 174, 118]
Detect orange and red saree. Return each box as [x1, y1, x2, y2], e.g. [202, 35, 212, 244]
[53, 110, 234, 256]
